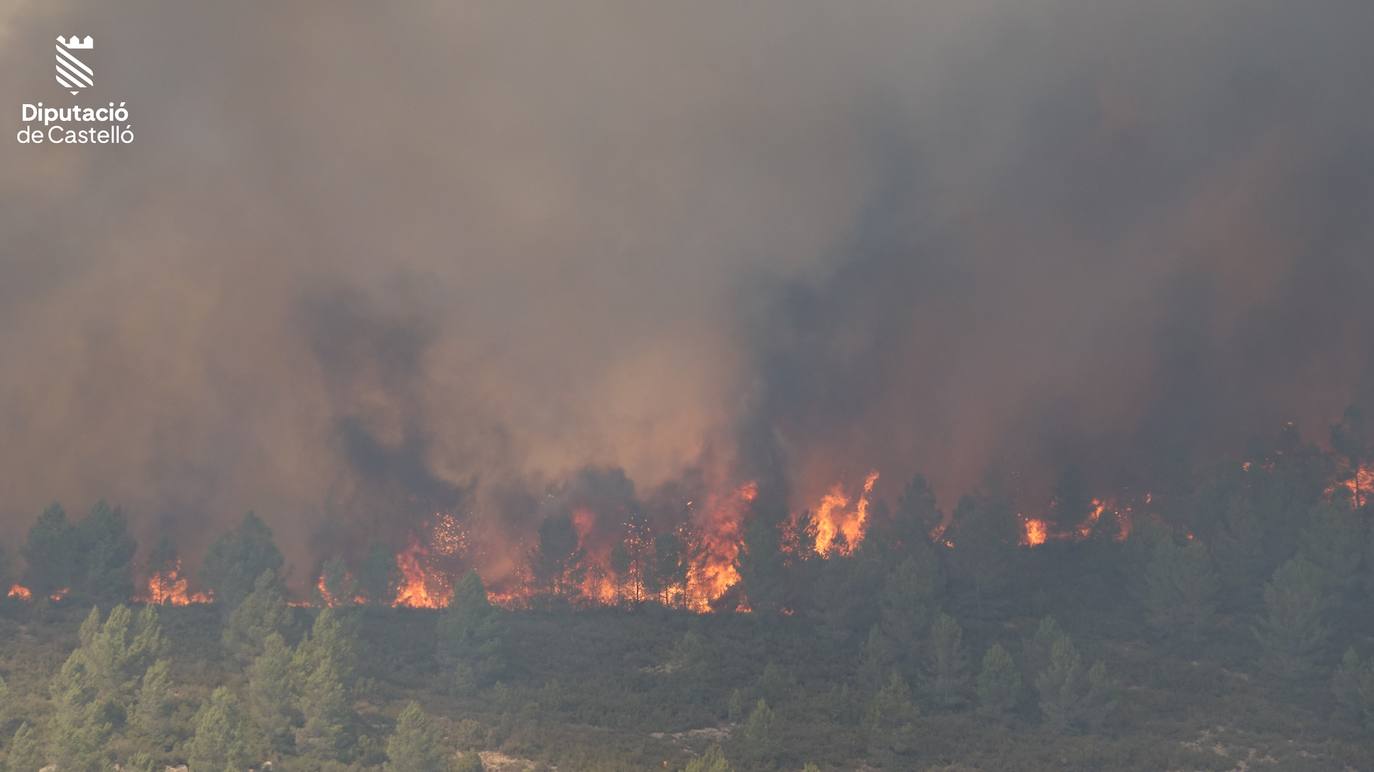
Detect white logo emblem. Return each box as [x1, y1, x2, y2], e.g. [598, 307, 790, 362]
[55, 36, 93, 96]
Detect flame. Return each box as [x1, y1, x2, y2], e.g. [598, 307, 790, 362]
[1022, 517, 1048, 546]
[1326, 463, 1374, 508]
[315, 573, 365, 608]
[7, 583, 32, 601]
[142, 560, 211, 605]
[49, 587, 69, 602]
[393, 536, 453, 609]
[809, 471, 879, 555]
[686, 480, 756, 612]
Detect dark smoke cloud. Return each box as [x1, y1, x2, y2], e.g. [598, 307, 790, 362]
[2, 1, 1372, 575]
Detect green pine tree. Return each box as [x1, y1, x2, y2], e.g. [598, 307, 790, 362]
[1333, 648, 1374, 731]
[359, 542, 401, 606]
[865, 671, 919, 762]
[130, 658, 175, 747]
[249, 632, 297, 754]
[976, 643, 1022, 718]
[22, 503, 79, 597]
[48, 653, 113, 771]
[1035, 636, 1116, 733]
[7, 721, 46, 772]
[188, 686, 251, 771]
[200, 512, 285, 610]
[1143, 538, 1219, 643]
[385, 701, 449, 771]
[75, 500, 137, 603]
[926, 613, 969, 709]
[879, 549, 944, 656]
[295, 606, 359, 690]
[737, 699, 779, 768]
[437, 571, 506, 691]
[684, 744, 732, 772]
[295, 654, 352, 760]
[222, 569, 290, 664]
[1254, 557, 1331, 681]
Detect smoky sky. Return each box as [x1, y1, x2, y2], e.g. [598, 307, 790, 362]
[2, 1, 1373, 570]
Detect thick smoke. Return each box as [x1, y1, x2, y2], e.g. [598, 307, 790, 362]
[1, 1, 1372, 578]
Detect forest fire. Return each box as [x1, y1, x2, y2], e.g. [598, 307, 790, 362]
[392, 537, 453, 609]
[1328, 463, 1373, 508]
[1022, 517, 1048, 547]
[809, 471, 880, 555]
[142, 561, 212, 606]
[686, 480, 757, 611]
[7, 583, 32, 601]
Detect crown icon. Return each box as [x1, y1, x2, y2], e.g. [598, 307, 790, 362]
[58, 35, 93, 50]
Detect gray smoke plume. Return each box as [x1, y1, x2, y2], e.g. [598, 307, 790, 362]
[1, 1, 1372, 576]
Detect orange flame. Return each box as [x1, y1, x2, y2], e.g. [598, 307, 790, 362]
[686, 480, 756, 612]
[142, 560, 211, 605]
[1022, 517, 1048, 546]
[7, 583, 32, 601]
[393, 537, 452, 609]
[1327, 463, 1374, 508]
[810, 471, 879, 556]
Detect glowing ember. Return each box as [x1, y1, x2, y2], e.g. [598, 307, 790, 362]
[810, 471, 880, 555]
[7, 583, 32, 601]
[1022, 517, 1048, 547]
[49, 587, 69, 602]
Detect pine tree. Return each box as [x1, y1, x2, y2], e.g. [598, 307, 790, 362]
[200, 511, 285, 610]
[1332, 648, 1374, 731]
[249, 632, 297, 754]
[48, 653, 113, 771]
[1299, 502, 1365, 599]
[188, 687, 251, 771]
[684, 744, 733, 772]
[295, 606, 359, 690]
[653, 531, 689, 607]
[879, 548, 944, 656]
[222, 568, 290, 663]
[1254, 557, 1331, 681]
[1035, 636, 1116, 733]
[359, 541, 402, 606]
[534, 513, 586, 602]
[669, 630, 710, 680]
[976, 643, 1022, 718]
[79, 604, 163, 707]
[295, 654, 352, 760]
[1024, 616, 1066, 679]
[437, 571, 506, 691]
[1143, 538, 1219, 643]
[76, 500, 137, 603]
[317, 556, 359, 607]
[857, 624, 896, 691]
[7, 722, 46, 771]
[864, 671, 919, 762]
[946, 490, 1020, 618]
[737, 699, 779, 768]
[22, 502, 79, 596]
[735, 505, 789, 616]
[926, 613, 969, 709]
[385, 701, 448, 771]
[130, 658, 175, 747]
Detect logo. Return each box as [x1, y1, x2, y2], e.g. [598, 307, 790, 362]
[17, 34, 133, 145]
[55, 35, 94, 96]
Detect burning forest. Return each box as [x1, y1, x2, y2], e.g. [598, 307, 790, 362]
[4, 0, 1374, 769]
